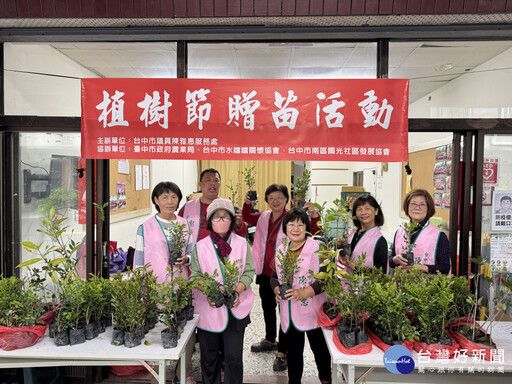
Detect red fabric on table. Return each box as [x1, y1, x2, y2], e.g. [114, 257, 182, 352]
[332, 327, 372, 355]
[0, 324, 48, 351]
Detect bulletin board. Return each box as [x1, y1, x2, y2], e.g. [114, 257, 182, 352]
[109, 159, 152, 223]
[401, 148, 450, 222]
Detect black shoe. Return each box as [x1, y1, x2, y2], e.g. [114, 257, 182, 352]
[273, 353, 287, 371]
[251, 338, 278, 352]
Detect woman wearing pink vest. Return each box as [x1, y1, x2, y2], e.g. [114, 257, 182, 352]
[389, 189, 451, 274]
[336, 195, 388, 274]
[190, 198, 255, 384]
[270, 208, 331, 384]
[134, 181, 195, 383]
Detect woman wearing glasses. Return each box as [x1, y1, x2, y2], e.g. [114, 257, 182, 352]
[190, 198, 255, 384]
[270, 208, 331, 384]
[389, 189, 451, 274]
[243, 184, 321, 371]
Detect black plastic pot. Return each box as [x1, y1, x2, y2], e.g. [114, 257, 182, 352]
[341, 330, 357, 349]
[210, 291, 225, 308]
[224, 294, 236, 309]
[438, 337, 452, 346]
[248, 191, 258, 201]
[279, 284, 292, 300]
[124, 331, 141, 348]
[69, 327, 86, 346]
[161, 329, 178, 349]
[357, 332, 369, 345]
[323, 302, 340, 321]
[96, 319, 106, 334]
[102, 315, 112, 327]
[134, 327, 144, 342]
[48, 322, 58, 338]
[177, 310, 187, 323]
[186, 306, 195, 321]
[85, 322, 98, 340]
[295, 200, 306, 208]
[54, 329, 69, 346]
[149, 316, 158, 329]
[382, 335, 394, 346]
[404, 252, 414, 266]
[111, 328, 124, 346]
[338, 243, 352, 258]
[168, 252, 181, 266]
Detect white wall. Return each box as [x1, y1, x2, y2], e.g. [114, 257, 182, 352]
[410, 47, 512, 118]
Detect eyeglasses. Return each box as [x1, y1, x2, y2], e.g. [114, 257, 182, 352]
[286, 223, 306, 229]
[268, 196, 285, 202]
[211, 216, 232, 222]
[409, 202, 427, 209]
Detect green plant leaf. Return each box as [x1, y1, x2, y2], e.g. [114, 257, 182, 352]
[17, 258, 42, 267]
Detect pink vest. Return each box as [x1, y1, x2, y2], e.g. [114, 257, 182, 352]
[193, 234, 255, 333]
[142, 215, 190, 284]
[348, 226, 384, 268]
[252, 210, 287, 275]
[181, 198, 202, 244]
[394, 222, 446, 272]
[276, 237, 326, 332]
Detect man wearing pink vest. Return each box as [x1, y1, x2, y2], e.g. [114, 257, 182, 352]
[243, 184, 321, 371]
[190, 198, 255, 384]
[389, 189, 451, 274]
[179, 168, 247, 245]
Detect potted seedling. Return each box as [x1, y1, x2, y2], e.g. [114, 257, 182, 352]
[240, 166, 257, 201]
[165, 221, 190, 266]
[154, 277, 181, 349]
[226, 182, 242, 208]
[199, 269, 225, 308]
[222, 259, 242, 309]
[294, 168, 311, 208]
[400, 221, 419, 266]
[275, 240, 303, 300]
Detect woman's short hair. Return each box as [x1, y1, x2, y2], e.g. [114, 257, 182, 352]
[403, 189, 436, 221]
[352, 194, 385, 229]
[264, 184, 289, 205]
[282, 208, 312, 237]
[151, 181, 182, 212]
[206, 210, 237, 233]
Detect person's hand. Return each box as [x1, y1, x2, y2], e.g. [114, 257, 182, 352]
[207, 300, 217, 308]
[235, 210, 243, 228]
[233, 291, 240, 308]
[175, 255, 189, 266]
[393, 254, 409, 268]
[337, 253, 354, 270]
[303, 202, 319, 218]
[336, 237, 347, 247]
[244, 192, 251, 205]
[402, 264, 428, 272]
[274, 286, 282, 304]
[287, 288, 307, 303]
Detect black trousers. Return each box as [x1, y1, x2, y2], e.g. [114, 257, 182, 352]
[196, 313, 250, 384]
[257, 274, 288, 353]
[286, 324, 331, 384]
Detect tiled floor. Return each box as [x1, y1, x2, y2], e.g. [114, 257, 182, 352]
[104, 281, 342, 383]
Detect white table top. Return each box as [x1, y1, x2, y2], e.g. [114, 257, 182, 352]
[0, 315, 199, 364]
[322, 321, 512, 370]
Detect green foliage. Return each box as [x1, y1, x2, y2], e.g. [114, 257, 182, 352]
[110, 270, 146, 333]
[197, 269, 223, 302]
[153, 275, 181, 332]
[57, 276, 87, 331]
[239, 166, 256, 190]
[37, 188, 78, 216]
[400, 221, 419, 254]
[226, 182, 242, 205]
[294, 168, 311, 202]
[165, 221, 191, 255]
[93, 202, 109, 222]
[275, 239, 303, 285]
[222, 259, 242, 298]
[17, 208, 82, 302]
[0, 276, 45, 327]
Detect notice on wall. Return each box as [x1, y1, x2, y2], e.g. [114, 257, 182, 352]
[118, 159, 129, 175]
[490, 234, 512, 273]
[135, 164, 142, 191]
[143, 165, 150, 190]
[492, 190, 512, 231]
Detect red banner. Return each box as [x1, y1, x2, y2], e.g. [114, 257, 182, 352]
[81, 78, 409, 161]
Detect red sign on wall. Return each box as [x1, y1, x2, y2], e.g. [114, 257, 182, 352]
[483, 158, 499, 184]
[81, 78, 409, 161]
